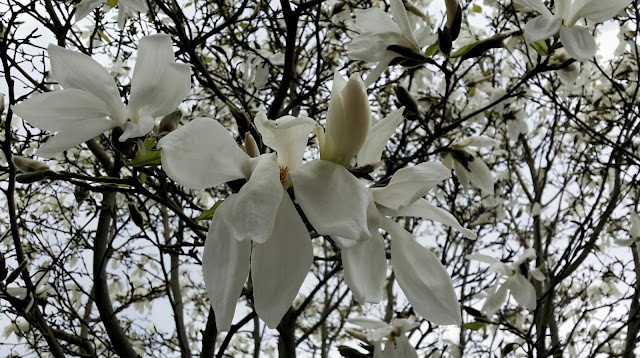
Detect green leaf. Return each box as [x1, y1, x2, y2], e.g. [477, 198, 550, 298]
[463, 322, 486, 330]
[472, 4, 482, 13]
[530, 40, 549, 56]
[140, 173, 147, 184]
[128, 139, 162, 167]
[198, 201, 223, 220]
[424, 42, 439, 57]
[451, 41, 481, 58]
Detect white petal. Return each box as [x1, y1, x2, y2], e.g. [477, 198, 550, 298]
[47, 44, 126, 122]
[341, 230, 386, 303]
[355, 8, 400, 34]
[465, 253, 501, 266]
[119, 111, 155, 141]
[290, 160, 380, 243]
[466, 152, 494, 195]
[559, 26, 597, 62]
[513, 248, 536, 266]
[395, 199, 477, 239]
[452, 160, 470, 191]
[74, 0, 103, 20]
[128, 35, 191, 118]
[568, 0, 631, 24]
[363, 55, 396, 87]
[157, 117, 251, 189]
[390, 0, 419, 48]
[530, 268, 545, 281]
[222, 154, 283, 244]
[513, 0, 553, 18]
[119, 0, 148, 13]
[631, 212, 640, 239]
[347, 318, 390, 330]
[202, 197, 252, 331]
[357, 107, 405, 166]
[391, 336, 419, 358]
[383, 218, 461, 325]
[254, 111, 316, 170]
[508, 275, 537, 310]
[452, 136, 501, 149]
[372, 162, 451, 210]
[35, 118, 119, 158]
[322, 72, 371, 166]
[482, 281, 509, 315]
[12, 89, 112, 132]
[251, 194, 312, 328]
[524, 15, 562, 43]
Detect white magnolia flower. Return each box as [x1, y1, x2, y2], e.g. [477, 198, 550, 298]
[514, 0, 631, 61]
[442, 136, 498, 196]
[466, 248, 544, 315]
[74, 0, 148, 29]
[157, 111, 380, 331]
[13, 34, 190, 158]
[334, 108, 477, 325]
[349, 0, 435, 86]
[347, 317, 420, 358]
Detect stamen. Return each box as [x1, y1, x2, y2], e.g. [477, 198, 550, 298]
[279, 165, 289, 187]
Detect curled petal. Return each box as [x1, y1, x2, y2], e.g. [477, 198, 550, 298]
[290, 160, 380, 243]
[128, 35, 191, 119]
[383, 218, 461, 325]
[357, 107, 405, 166]
[254, 111, 316, 170]
[341, 231, 386, 303]
[12, 89, 111, 132]
[559, 25, 596, 62]
[524, 16, 561, 43]
[251, 194, 312, 328]
[372, 162, 451, 210]
[35, 118, 119, 158]
[222, 154, 283, 244]
[395, 198, 477, 239]
[158, 117, 250, 189]
[47, 44, 126, 122]
[203, 197, 252, 331]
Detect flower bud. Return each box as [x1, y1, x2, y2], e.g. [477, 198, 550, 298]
[158, 110, 182, 139]
[320, 72, 371, 166]
[244, 132, 260, 158]
[12, 156, 50, 173]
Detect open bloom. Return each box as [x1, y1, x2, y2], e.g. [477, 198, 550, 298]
[158, 110, 380, 330]
[347, 317, 420, 358]
[466, 248, 544, 315]
[514, 0, 631, 61]
[74, 0, 148, 29]
[349, 0, 435, 86]
[13, 34, 190, 158]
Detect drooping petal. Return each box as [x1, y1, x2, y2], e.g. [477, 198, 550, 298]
[383, 218, 461, 325]
[482, 281, 510, 315]
[390, 0, 419, 48]
[524, 15, 562, 43]
[202, 197, 252, 331]
[390, 336, 419, 358]
[466, 152, 494, 195]
[128, 35, 191, 119]
[465, 253, 501, 266]
[395, 199, 477, 239]
[559, 25, 597, 62]
[322, 72, 371, 166]
[157, 117, 251, 189]
[35, 118, 120, 158]
[290, 160, 380, 243]
[251, 193, 312, 329]
[74, 0, 103, 21]
[119, 0, 148, 13]
[513, 0, 553, 18]
[567, 0, 631, 25]
[12, 89, 112, 132]
[372, 162, 451, 210]
[363, 54, 396, 87]
[47, 44, 126, 122]
[254, 111, 316, 170]
[508, 275, 537, 310]
[222, 154, 283, 244]
[341, 230, 386, 303]
[357, 107, 405, 166]
[452, 160, 470, 191]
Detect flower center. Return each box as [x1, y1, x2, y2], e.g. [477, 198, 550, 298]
[279, 165, 289, 187]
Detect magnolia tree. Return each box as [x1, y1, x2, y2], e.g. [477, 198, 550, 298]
[1, 0, 639, 356]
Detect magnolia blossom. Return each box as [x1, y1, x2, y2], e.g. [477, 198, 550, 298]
[514, 0, 631, 61]
[13, 34, 190, 158]
[442, 136, 498, 196]
[74, 0, 148, 29]
[349, 0, 435, 86]
[346, 317, 420, 358]
[157, 75, 380, 330]
[466, 248, 544, 315]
